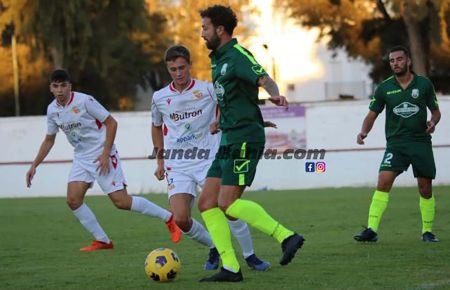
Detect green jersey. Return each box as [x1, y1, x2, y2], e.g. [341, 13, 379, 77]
[210, 38, 267, 145]
[369, 74, 439, 144]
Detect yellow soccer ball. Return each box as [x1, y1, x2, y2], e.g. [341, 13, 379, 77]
[144, 247, 181, 282]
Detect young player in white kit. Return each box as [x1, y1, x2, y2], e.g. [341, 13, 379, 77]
[26, 69, 181, 251]
[151, 45, 270, 270]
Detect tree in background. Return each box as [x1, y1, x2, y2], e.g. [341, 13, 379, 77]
[276, 0, 450, 92]
[147, 0, 254, 81]
[0, 0, 172, 116]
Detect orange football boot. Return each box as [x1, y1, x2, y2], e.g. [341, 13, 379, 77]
[80, 240, 114, 251]
[166, 215, 182, 243]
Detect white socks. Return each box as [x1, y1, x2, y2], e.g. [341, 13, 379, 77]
[72, 203, 110, 243]
[183, 218, 214, 248]
[131, 196, 171, 222]
[228, 219, 254, 258]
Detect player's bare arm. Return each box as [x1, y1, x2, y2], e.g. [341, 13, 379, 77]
[257, 75, 288, 107]
[357, 111, 379, 145]
[426, 109, 441, 134]
[151, 124, 165, 180]
[96, 115, 117, 176]
[210, 108, 221, 135]
[26, 134, 56, 187]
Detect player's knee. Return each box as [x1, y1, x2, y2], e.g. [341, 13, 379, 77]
[174, 215, 191, 232]
[419, 187, 432, 198]
[218, 200, 231, 212]
[112, 199, 131, 210]
[376, 181, 392, 192]
[198, 197, 215, 213]
[66, 197, 83, 210]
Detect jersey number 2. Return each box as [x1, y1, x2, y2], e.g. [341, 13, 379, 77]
[383, 153, 393, 165]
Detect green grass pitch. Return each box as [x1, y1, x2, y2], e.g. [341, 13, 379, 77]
[1, 187, 450, 289]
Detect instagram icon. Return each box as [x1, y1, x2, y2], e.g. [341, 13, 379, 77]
[315, 162, 326, 173]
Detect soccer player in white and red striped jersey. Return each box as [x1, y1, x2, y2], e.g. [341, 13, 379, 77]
[26, 69, 181, 251]
[151, 45, 270, 271]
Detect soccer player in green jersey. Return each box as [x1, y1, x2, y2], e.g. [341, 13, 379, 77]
[197, 5, 304, 282]
[354, 46, 441, 243]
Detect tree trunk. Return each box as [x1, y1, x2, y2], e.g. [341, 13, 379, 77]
[402, 2, 428, 76]
[50, 46, 63, 68]
[12, 33, 20, 116]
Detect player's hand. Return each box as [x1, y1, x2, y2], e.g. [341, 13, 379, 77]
[357, 132, 367, 145]
[210, 121, 220, 134]
[263, 121, 277, 128]
[268, 96, 288, 107]
[154, 161, 165, 181]
[26, 165, 36, 188]
[426, 120, 436, 134]
[95, 153, 110, 176]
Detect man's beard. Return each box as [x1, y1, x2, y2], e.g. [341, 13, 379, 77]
[393, 65, 408, 77]
[206, 33, 221, 50]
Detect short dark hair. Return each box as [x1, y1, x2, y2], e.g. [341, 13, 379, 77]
[200, 5, 237, 36]
[388, 45, 411, 58]
[50, 69, 71, 83]
[164, 45, 191, 63]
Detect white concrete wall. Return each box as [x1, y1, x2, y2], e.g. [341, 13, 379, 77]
[1, 98, 449, 198]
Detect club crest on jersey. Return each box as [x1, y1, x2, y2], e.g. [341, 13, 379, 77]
[411, 88, 419, 99]
[166, 98, 172, 105]
[72, 106, 80, 114]
[221, 63, 228, 76]
[193, 90, 203, 99]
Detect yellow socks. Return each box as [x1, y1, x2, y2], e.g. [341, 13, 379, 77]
[367, 190, 389, 232]
[420, 194, 435, 233]
[226, 199, 294, 243]
[201, 208, 240, 272]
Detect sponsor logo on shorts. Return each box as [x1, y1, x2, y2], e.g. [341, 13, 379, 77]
[167, 177, 175, 191]
[233, 159, 250, 174]
[393, 102, 419, 118]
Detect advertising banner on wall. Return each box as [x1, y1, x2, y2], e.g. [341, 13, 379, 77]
[260, 103, 306, 151]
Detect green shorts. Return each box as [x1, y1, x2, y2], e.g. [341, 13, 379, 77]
[379, 141, 436, 179]
[206, 142, 264, 186]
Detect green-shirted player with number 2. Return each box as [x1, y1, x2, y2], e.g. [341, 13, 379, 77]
[354, 46, 441, 243]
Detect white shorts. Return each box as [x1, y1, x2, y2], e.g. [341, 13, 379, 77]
[68, 152, 127, 194]
[165, 162, 211, 199]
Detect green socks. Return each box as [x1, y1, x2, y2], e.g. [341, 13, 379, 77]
[367, 190, 389, 232]
[420, 194, 435, 233]
[226, 199, 294, 243]
[201, 208, 240, 272]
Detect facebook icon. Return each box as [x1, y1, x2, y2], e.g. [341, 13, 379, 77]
[305, 162, 315, 172]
